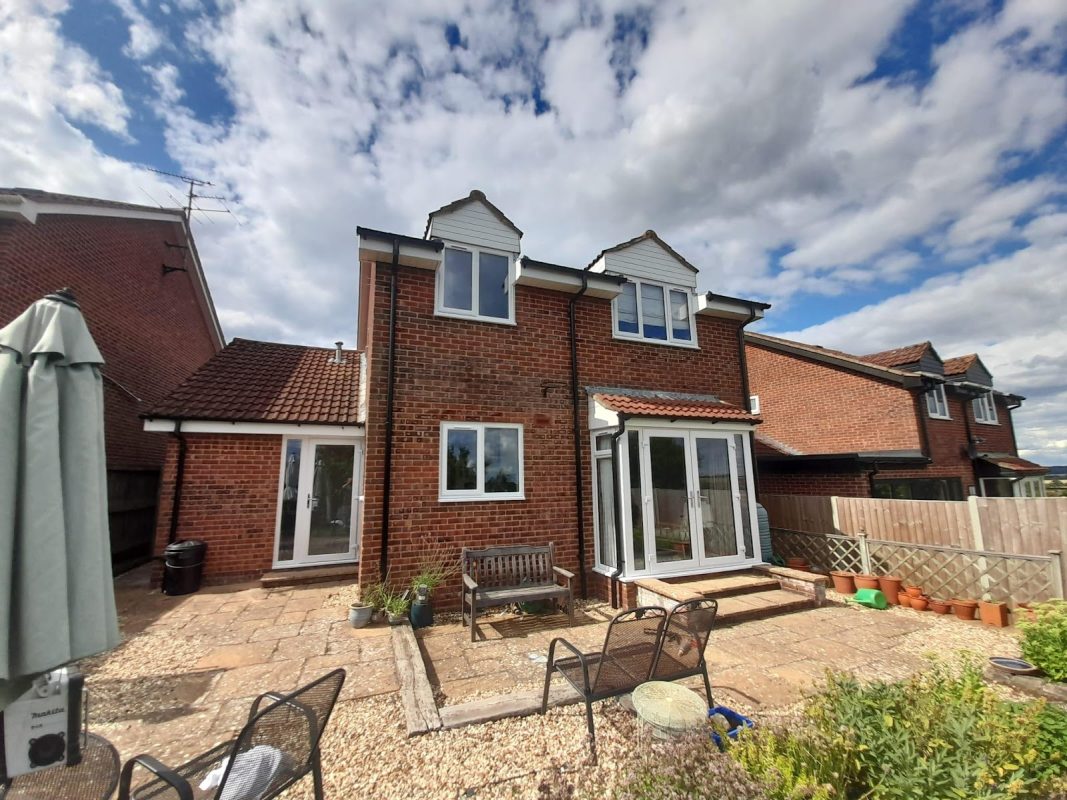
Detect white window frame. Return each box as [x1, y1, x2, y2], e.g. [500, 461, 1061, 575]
[439, 422, 524, 501]
[925, 384, 950, 419]
[612, 278, 698, 348]
[973, 392, 999, 424]
[435, 243, 516, 325]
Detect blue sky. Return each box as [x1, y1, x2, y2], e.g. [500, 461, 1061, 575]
[2, 0, 1065, 463]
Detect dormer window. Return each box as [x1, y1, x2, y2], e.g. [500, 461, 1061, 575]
[436, 244, 514, 324]
[925, 384, 950, 419]
[614, 279, 696, 346]
[973, 392, 998, 424]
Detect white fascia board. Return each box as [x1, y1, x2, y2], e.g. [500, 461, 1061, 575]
[515, 261, 622, 299]
[357, 234, 443, 271]
[696, 294, 765, 320]
[144, 419, 364, 436]
[625, 418, 758, 432]
[178, 214, 225, 349]
[1, 195, 184, 225]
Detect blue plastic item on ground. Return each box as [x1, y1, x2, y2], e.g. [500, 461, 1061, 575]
[708, 705, 755, 749]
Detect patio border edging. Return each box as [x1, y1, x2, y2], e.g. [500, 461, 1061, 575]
[391, 622, 443, 736]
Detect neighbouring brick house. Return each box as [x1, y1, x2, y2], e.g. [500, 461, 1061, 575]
[745, 333, 1047, 499]
[145, 191, 769, 605]
[0, 188, 224, 568]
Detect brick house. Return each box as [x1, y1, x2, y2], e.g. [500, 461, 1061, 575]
[145, 191, 769, 605]
[746, 332, 1047, 499]
[0, 188, 224, 567]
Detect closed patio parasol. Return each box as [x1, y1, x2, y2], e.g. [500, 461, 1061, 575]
[0, 290, 120, 709]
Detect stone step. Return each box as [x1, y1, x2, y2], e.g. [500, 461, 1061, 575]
[260, 563, 359, 588]
[677, 572, 782, 599]
[715, 589, 815, 624]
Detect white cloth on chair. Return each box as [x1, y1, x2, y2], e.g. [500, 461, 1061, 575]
[199, 745, 285, 800]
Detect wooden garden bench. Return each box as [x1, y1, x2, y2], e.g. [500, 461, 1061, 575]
[461, 543, 575, 641]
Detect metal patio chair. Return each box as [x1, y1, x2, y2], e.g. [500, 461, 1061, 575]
[541, 607, 667, 763]
[650, 598, 718, 705]
[118, 669, 346, 800]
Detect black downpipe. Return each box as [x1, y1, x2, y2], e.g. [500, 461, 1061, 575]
[736, 307, 761, 498]
[914, 386, 932, 459]
[867, 463, 881, 497]
[379, 239, 401, 580]
[609, 414, 630, 609]
[568, 274, 589, 599]
[168, 419, 187, 545]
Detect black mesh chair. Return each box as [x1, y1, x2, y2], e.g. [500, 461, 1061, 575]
[541, 607, 667, 763]
[118, 669, 345, 800]
[650, 598, 718, 705]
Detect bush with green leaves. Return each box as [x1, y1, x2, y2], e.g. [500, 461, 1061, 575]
[1019, 600, 1067, 682]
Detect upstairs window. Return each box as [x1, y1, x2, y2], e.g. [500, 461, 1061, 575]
[925, 384, 950, 419]
[440, 422, 524, 501]
[973, 392, 998, 424]
[437, 245, 513, 323]
[614, 279, 695, 345]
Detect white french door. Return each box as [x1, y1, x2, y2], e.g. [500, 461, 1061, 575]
[275, 438, 362, 566]
[640, 429, 751, 574]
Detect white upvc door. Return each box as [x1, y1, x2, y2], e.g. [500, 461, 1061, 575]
[690, 433, 747, 568]
[275, 438, 362, 566]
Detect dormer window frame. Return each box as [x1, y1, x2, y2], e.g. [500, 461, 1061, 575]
[611, 277, 699, 349]
[973, 392, 999, 425]
[434, 240, 517, 326]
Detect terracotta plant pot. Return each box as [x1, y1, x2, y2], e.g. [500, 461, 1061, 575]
[928, 599, 952, 614]
[898, 592, 912, 608]
[905, 585, 923, 598]
[952, 599, 978, 621]
[854, 574, 880, 590]
[979, 600, 1010, 628]
[1015, 602, 1037, 622]
[830, 571, 856, 594]
[911, 595, 929, 612]
[878, 576, 903, 605]
[786, 557, 809, 572]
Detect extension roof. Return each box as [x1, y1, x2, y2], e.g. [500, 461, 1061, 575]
[590, 387, 761, 423]
[146, 338, 360, 425]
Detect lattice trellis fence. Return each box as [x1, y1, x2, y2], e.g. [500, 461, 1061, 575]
[772, 528, 1063, 605]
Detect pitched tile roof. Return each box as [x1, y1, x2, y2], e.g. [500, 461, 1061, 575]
[978, 455, 1047, 475]
[942, 354, 978, 376]
[591, 389, 760, 423]
[147, 338, 360, 424]
[861, 341, 933, 368]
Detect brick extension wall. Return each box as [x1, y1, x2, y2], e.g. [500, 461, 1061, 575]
[153, 434, 282, 584]
[357, 261, 750, 608]
[0, 214, 221, 471]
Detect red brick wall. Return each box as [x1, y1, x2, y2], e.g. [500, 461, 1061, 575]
[357, 262, 749, 607]
[746, 342, 921, 455]
[0, 214, 221, 471]
[153, 434, 282, 584]
[758, 470, 871, 497]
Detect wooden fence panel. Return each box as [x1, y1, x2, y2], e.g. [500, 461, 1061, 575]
[833, 496, 973, 548]
[976, 497, 1067, 556]
[760, 494, 834, 534]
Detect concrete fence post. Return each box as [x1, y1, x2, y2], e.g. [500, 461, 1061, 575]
[967, 495, 985, 551]
[830, 495, 841, 534]
[857, 531, 871, 575]
[1050, 550, 1065, 599]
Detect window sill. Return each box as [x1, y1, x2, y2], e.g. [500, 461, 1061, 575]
[434, 309, 516, 326]
[438, 493, 526, 503]
[927, 414, 952, 421]
[974, 419, 1000, 426]
[611, 333, 699, 350]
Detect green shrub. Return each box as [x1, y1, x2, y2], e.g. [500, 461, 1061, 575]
[1019, 600, 1067, 681]
[614, 733, 769, 800]
[729, 724, 852, 799]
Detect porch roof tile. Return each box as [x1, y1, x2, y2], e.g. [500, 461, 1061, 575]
[146, 338, 360, 425]
[978, 455, 1048, 476]
[592, 390, 761, 423]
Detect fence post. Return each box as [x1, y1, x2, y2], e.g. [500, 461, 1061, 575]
[830, 496, 840, 533]
[1050, 550, 1065, 599]
[967, 495, 985, 551]
[857, 531, 871, 575]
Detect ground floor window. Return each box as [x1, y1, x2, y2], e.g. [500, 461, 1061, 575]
[439, 422, 524, 501]
[276, 437, 362, 566]
[981, 476, 1046, 498]
[872, 477, 964, 501]
[593, 424, 760, 578]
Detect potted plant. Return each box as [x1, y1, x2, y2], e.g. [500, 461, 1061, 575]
[878, 575, 903, 605]
[928, 598, 951, 614]
[348, 601, 374, 628]
[407, 539, 460, 628]
[952, 598, 978, 620]
[382, 587, 410, 625]
[830, 571, 856, 594]
[854, 574, 880, 590]
[978, 599, 1010, 628]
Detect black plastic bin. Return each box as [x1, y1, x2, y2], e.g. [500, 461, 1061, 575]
[163, 539, 207, 596]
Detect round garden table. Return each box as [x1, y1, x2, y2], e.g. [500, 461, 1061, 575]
[632, 680, 707, 740]
[0, 733, 120, 800]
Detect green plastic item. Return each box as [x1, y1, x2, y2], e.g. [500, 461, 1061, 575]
[853, 588, 888, 609]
